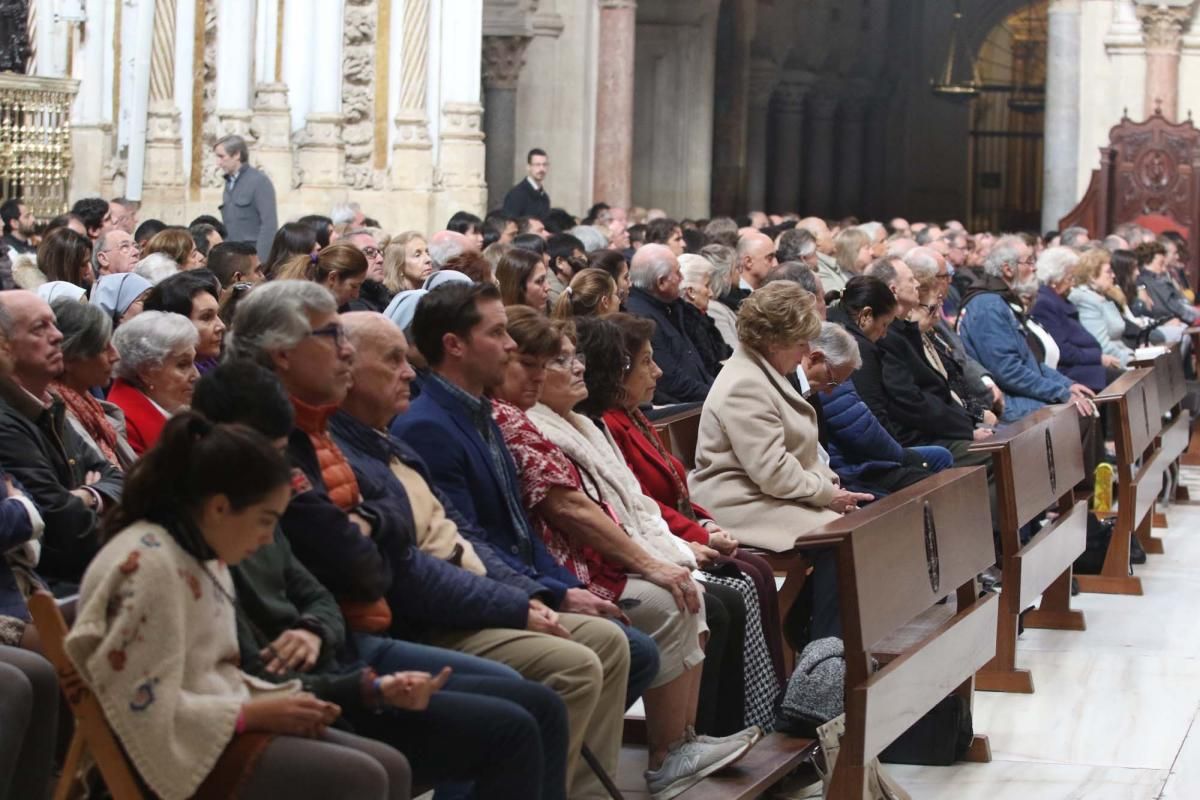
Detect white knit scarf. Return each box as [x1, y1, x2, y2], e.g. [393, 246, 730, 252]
[526, 403, 697, 569]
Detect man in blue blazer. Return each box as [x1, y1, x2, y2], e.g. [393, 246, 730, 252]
[392, 282, 660, 798]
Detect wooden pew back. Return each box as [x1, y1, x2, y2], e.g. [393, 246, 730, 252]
[1131, 346, 1187, 418]
[652, 406, 702, 471]
[801, 468, 998, 794]
[968, 404, 1088, 692]
[1098, 368, 1160, 464]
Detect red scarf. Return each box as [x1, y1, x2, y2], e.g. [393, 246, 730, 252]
[52, 383, 121, 466]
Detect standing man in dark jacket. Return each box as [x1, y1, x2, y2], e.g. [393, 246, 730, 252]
[502, 148, 551, 220]
[0, 291, 122, 586]
[215, 134, 278, 264]
[625, 244, 715, 403]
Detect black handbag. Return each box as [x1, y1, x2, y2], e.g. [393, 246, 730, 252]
[878, 694, 973, 766]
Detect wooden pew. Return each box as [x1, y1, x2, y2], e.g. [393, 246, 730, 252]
[1079, 368, 1161, 594]
[1131, 345, 1192, 525]
[652, 405, 703, 472]
[798, 467, 997, 798]
[967, 404, 1088, 693]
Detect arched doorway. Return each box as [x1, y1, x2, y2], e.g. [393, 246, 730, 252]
[967, 1, 1048, 232]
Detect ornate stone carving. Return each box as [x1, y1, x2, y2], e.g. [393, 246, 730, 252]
[482, 35, 531, 90]
[342, 0, 381, 189]
[441, 102, 486, 141]
[1138, 4, 1191, 54]
[149, 0, 177, 103]
[200, 1, 223, 189]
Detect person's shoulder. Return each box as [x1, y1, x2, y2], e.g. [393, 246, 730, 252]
[87, 522, 179, 583]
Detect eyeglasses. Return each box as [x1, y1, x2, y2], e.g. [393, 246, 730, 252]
[918, 302, 941, 316]
[822, 361, 842, 389]
[362, 246, 381, 259]
[548, 352, 586, 371]
[309, 323, 348, 348]
[935, 271, 951, 281]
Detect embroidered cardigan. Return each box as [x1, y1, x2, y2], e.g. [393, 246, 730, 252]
[65, 521, 296, 800]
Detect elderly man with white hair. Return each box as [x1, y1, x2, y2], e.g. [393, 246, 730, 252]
[958, 237, 1094, 422]
[1028, 246, 1122, 393]
[427, 229, 472, 269]
[624, 243, 716, 403]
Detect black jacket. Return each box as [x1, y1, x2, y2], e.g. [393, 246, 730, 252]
[625, 287, 714, 404]
[0, 377, 123, 584]
[342, 280, 393, 314]
[680, 301, 731, 379]
[717, 287, 749, 313]
[875, 319, 976, 443]
[502, 179, 550, 219]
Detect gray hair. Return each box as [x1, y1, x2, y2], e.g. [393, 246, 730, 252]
[569, 224, 610, 253]
[698, 243, 736, 293]
[1102, 235, 1128, 252]
[776, 229, 816, 263]
[812, 322, 862, 370]
[134, 253, 180, 285]
[983, 235, 1027, 278]
[903, 247, 940, 284]
[428, 236, 464, 269]
[855, 221, 885, 241]
[227, 280, 336, 368]
[1036, 245, 1079, 285]
[92, 230, 113, 276]
[629, 247, 675, 291]
[112, 311, 198, 381]
[864, 257, 900, 285]
[764, 261, 819, 296]
[214, 134, 249, 164]
[1059, 226, 1090, 248]
[51, 298, 111, 360]
[331, 202, 362, 226]
[678, 254, 725, 296]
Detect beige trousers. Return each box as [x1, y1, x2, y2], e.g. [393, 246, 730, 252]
[430, 613, 630, 800]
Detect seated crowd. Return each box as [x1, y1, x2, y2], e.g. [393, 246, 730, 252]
[0, 187, 1193, 800]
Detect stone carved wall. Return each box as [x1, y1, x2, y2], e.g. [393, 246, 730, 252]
[342, 0, 379, 189]
[200, 2, 223, 189]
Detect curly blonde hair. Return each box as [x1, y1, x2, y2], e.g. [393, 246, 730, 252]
[736, 282, 820, 354]
[1073, 247, 1110, 287]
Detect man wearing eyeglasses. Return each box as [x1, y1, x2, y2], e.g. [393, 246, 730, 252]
[344, 229, 392, 313]
[93, 230, 140, 277]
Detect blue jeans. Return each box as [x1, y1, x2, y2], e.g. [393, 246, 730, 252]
[910, 445, 955, 472]
[353, 634, 568, 800]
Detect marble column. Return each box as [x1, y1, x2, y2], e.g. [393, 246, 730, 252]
[296, 0, 344, 186]
[145, 0, 184, 196]
[1042, 0, 1081, 231]
[216, 0, 256, 138]
[768, 80, 808, 214]
[836, 95, 869, 217]
[593, 0, 636, 208]
[70, 0, 112, 199]
[390, 0, 433, 192]
[435, 0, 486, 220]
[1137, 2, 1191, 121]
[744, 60, 777, 213]
[482, 35, 530, 210]
[804, 91, 838, 217]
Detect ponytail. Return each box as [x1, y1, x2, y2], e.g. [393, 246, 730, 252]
[102, 411, 291, 557]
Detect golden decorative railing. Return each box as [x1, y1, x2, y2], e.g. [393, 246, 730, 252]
[0, 74, 79, 219]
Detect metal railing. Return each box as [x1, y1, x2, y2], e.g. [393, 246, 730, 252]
[0, 73, 79, 219]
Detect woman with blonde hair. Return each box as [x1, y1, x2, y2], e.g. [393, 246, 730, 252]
[382, 231, 432, 292]
[550, 268, 619, 320]
[143, 227, 204, 270]
[275, 242, 368, 310]
[1068, 247, 1135, 367]
[832, 227, 872, 284]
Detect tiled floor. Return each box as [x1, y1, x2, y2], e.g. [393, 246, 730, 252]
[883, 466, 1200, 800]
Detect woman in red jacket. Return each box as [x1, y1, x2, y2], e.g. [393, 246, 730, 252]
[108, 311, 200, 454]
[578, 314, 787, 690]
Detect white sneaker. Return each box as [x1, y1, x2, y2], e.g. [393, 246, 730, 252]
[645, 735, 754, 800]
[687, 724, 764, 747]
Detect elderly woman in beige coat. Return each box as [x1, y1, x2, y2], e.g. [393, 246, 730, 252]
[689, 283, 872, 639]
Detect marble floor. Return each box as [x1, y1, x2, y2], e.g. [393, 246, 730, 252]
[881, 465, 1200, 800]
